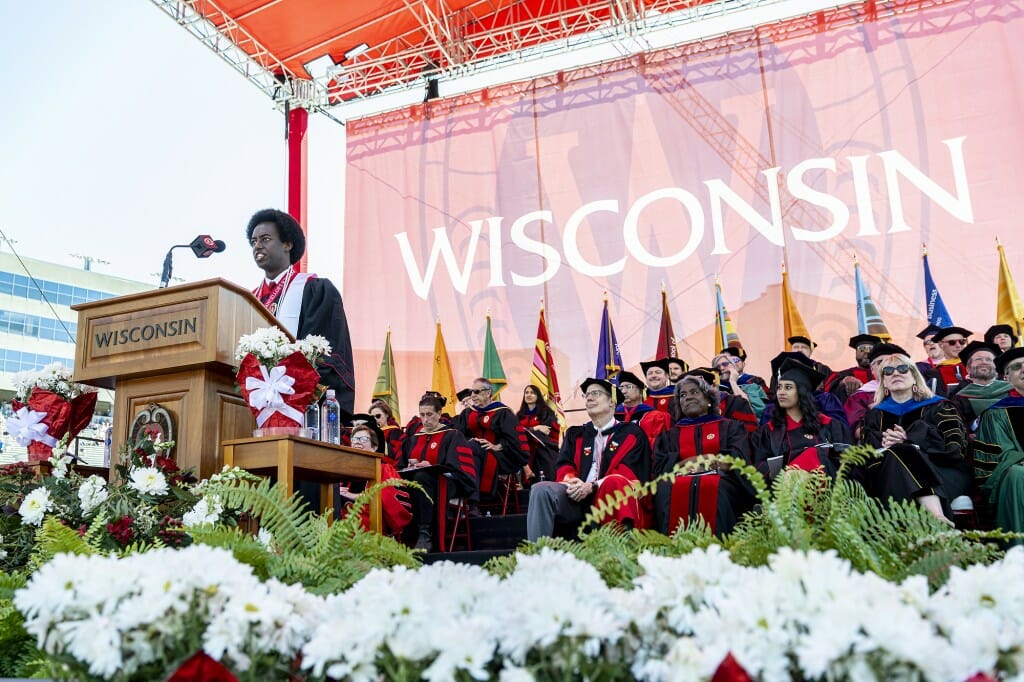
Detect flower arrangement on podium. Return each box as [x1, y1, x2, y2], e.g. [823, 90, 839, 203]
[8, 363, 97, 462]
[234, 327, 331, 436]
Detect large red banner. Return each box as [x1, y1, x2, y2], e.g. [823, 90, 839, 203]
[345, 0, 1024, 418]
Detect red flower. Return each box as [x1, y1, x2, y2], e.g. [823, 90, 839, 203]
[106, 515, 135, 546]
[155, 455, 179, 474]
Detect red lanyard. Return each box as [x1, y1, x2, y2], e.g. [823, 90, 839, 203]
[254, 266, 295, 316]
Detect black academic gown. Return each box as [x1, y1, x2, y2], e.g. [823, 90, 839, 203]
[750, 415, 852, 481]
[860, 397, 971, 507]
[296, 278, 355, 416]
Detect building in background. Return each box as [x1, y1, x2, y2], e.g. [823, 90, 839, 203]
[0, 251, 150, 464]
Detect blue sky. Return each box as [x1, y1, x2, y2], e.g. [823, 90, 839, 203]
[0, 1, 346, 289]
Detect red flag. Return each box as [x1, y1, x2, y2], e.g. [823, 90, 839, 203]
[531, 308, 565, 427]
[656, 288, 678, 359]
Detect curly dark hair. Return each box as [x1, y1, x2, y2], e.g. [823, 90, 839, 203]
[769, 381, 823, 434]
[517, 385, 555, 423]
[245, 208, 306, 264]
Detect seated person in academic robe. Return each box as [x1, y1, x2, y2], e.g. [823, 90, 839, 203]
[527, 378, 650, 541]
[338, 424, 412, 538]
[921, 323, 942, 372]
[843, 343, 910, 438]
[247, 208, 355, 416]
[642, 358, 676, 417]
[652, 372, 754, 536]
[516, 385, 561, 484]
[453, 377, 530, 498]
[973, 348, 1024, 539]
[760, 353, 849, 430]
[666, 357, 690, 385]
[615, 370, 672, 447]
[751, 357, 852, 482]
[930, 326, 972, 393]
[683, 366, 760, 434]
[788, 335, 833, 384]
[860, 354, 971, 525]
[713, 352, 767, 421]
[369, 400, 405, 462]
[984, 324, 1019, 355]
[949, 341, 1011, 432]
[398, 394, 479, 550]
[823, 334, 881, 405]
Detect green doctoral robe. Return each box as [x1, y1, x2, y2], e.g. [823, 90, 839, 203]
[974, 390, 1024, 541]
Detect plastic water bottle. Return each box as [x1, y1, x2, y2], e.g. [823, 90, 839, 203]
[320, 390, 341, 445]
[304, 398, 320, 441]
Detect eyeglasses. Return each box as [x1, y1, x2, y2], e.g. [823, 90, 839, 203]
[714, 364, 732, 371]
[584, 390, 609, 398]
[1006, 361, 1024, 373]
[941, 338, 967, 346]
[351, 435, 372, 444]
[470, 388, 489, 395]
[856, 344, 876, 352]
[881, 364, 912, 377]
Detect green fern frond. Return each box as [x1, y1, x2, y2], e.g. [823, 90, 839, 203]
[198, 476, 316, 555]
[28, 517, 95, 571]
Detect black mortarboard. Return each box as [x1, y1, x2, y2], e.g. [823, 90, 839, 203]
[665, 357, 690, 373]
[916, 324, 942, 340]
[995, 347, 1024, 376]
[959, 340, 999, 366]
[787, 335, 816, 349]
[350, 413, 374, 425]
[984, 324, 1019, 347]
[581, 377, 617, 402]
[848, 334, 882, 350]
[456, 388, 472, 401]
[640, 358, 671, 376]
[683, 367, 718, 386]
[720, 346, 747, 360]
[932, 326, 973, 342]
[775, 355, 825, 393]
[615, 371, 645, 391]
[867, 343, 910, 362]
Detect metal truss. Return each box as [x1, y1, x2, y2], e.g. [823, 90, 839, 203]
[149, 0, 854, 112]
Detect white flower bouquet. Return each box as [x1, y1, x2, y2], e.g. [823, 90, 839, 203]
[234, 327, 331, 433]
[9, 363, 98, 461]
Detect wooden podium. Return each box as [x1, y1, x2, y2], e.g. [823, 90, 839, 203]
[71, 279, 283, 479]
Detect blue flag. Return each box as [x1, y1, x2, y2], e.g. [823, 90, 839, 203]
[595, 300, 623, 381]
[922, 252, 954, 327]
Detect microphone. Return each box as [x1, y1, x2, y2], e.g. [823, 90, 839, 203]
[159, 235, 227, 288]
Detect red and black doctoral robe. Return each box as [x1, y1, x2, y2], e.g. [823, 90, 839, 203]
[616, 402, 672, 448]
[652, 416, 753, 535]
[398, 426, 479, 532]
[644, 386, 676, 417]
[720, 392, 759, 434]
[556, 421, 651, 528]
[824, 366, 871, 404]
[936, 360, 967, 392]
[518, 409, 561, 482]
[453, 402, 530, 494]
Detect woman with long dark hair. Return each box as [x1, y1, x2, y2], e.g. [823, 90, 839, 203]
[751, 356, 851, 481]
[516, 385, 560, 483]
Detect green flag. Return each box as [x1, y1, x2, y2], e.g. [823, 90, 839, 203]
[372, 329, 400, 422]
[482, 315, 507, 397]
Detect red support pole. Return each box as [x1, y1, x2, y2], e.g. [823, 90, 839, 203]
[286, 107, 309, 273]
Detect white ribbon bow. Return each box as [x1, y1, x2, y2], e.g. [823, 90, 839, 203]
[245, 364, 305, 427]
[8, 406, 58, 447]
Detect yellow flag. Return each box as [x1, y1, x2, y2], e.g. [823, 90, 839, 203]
[431, 321, 457, 412]
[781, 265, 810, 347]
[997, 240, 1024, 340]
[372, 329, 400, 422]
